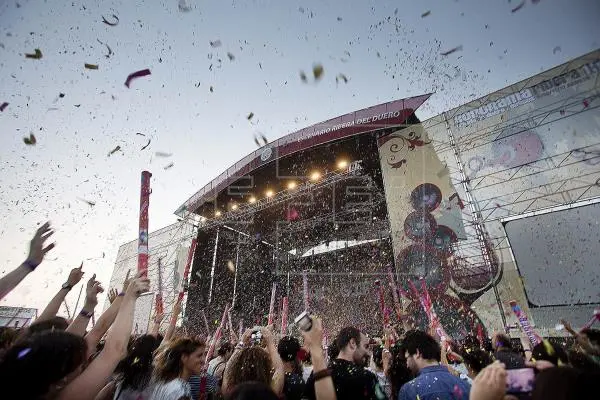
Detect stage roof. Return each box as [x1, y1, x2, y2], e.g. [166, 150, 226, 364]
[175, 94, 431, 217]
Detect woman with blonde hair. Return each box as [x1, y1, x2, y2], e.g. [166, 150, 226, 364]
[150, 337, 207, 400]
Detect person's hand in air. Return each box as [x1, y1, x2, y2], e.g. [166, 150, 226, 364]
[84, 274, 104, 308]
[125, 274, 150, 299]
[67, 263, 84, 287]
[27, 222, 55, 267]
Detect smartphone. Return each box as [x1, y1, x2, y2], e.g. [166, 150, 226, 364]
[250, 330, 263, 346]
[294, 311, 313, 332]
[506, 368, 535, 394]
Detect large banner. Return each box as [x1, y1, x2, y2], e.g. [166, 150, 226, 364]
[443, 49, 600, 334]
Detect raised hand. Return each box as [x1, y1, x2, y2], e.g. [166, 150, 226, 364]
[67, 263, 85, 286]
[153, 311, 166, 324]
[125, 274, 150, 299]
[27, 222, 55, 266]
[469, 361, 507, 400]
[107, 288, 119, 304]
[301, 316, 323, 351]
[85, 274, 104, 307]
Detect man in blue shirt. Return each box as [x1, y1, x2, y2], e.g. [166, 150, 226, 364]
[399, 330, 470, 400]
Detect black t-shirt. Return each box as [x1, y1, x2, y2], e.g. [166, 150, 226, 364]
[282, 371, 305, 400]
[304, 359, 387, 400]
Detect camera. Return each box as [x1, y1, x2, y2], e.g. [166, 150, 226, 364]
[294, 311, 313, 332]
[250, 329, 263, 346]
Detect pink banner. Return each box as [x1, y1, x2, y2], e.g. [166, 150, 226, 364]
[137, 171, 152, 278]
[205, 303, 229, 363]
[509, 300, 541, 346]
[178, 238, 198, 302]
[386, 269, 404, 322]
[155, 258, 164, 315]
[267, 283, 277, 326]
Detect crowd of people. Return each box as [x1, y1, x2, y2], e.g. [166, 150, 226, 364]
[0, 224, 599, 399]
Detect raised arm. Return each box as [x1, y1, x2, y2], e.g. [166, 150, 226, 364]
[84, 276, 132, 359]
[261, 326, 285, 396]
[57, 275, 150, 400]
[0, 222, 55, 300]
[302, 317, 336, 400]
[162, 297, 182, 344]
[149, 311, 165, 337]
[38, 264, 84, 322]
[67, 274, 103, 336]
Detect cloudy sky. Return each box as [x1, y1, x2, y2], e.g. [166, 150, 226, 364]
[1, 0, 599, 313]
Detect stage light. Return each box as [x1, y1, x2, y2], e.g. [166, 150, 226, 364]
[215, 210, 222, 217]
[231, 204, 238, 210]
[265, 189, 274, 198]
[287, 181, 297, 190]
[337, 159, 349, 169]
[309, 171, 321, 181]
[249, 196, 256, 203]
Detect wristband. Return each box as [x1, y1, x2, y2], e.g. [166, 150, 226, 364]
[118, 292, 125, 297]
[313, 369, 331, 382]
[80, 310, 94, 318]
[24, 259, 39, 271]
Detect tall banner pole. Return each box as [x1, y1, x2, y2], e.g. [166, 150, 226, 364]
[302, 270, 309, 311]
[155, 258, 164, 315]
[509, 300, 541, 346]
[280, 296, 289, 335]
[178, 238, 198, 301]
[205, 303, 229, 363]
[201, 309, 211, 337]
[387, 268, 404, 322]
[267, 283, 277, 326]
[138, 171, 152, 278]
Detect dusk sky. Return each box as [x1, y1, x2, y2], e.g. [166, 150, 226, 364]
[1, 0, 599, 313]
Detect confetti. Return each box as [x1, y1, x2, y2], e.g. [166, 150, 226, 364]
[247, 112, 254, 120]
[77, 198, 96, 207]
[155, 152, 172, 157]
[108, 145, 121, 156]
[421, 11, 431, 18]
[553, 46, 561, 54]
[101, 14, 119, 26]
[136, 132, 146, 136]
[178, 0, 191, 12]
[163, 162, 174, 170]
[209, 86, 214, 92]
[511, 1, 525, 13]
[124, 69, 151, 88]
[84, 63, 99, 70]
[141, 139, 151, 151]
[17, 348, 31, 359]
[227, 260, 235, 272]
[312, 64, 324, 80]
[336, 73, 348, 84]
[209, 40, 222, 48]
[227, 52, 235, 61]
[97, 39, 113, 58]
[299, 71, 307, 83]
[0, 102, 8, 111]
[440, 45, 463, 56]
[25, 48, 42, 59]
[23, 133, 36, 145]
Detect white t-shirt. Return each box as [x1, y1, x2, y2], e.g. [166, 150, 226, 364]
[149, 378, 191, 400]
[113, 381, 153, 400]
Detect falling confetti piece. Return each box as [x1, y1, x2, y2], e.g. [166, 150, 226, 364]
[25, 48, 42, 59]
[511, 1, 526, 13]
[337, 17, 342, 21]
[227, 52, 235, 61]
[247, 112, 254, 120]
[0, 102, 8, 112]
[96, 39, 113, 58]
[77, 197, 96, 207]
[136, 132, 146, 136]
[227, 260, 235, 272]
[421, 10, 431, 18]
[336, 73, 348, 84]
[101, 14, 119, 26]
[209, 86, 214, 92]
[164, 162, 174, 170]
[141, 139, 151, 151]
[84, 63, 99, 70]
[299, 71, 307, 83]
[124, 69, 151, 88]
[440, 45, 463, 56]
[553, 46, 561, 54]
[108, 145, 121, 156]
[23, 133, 36, 145]
[178, 0, 191, 12]
[17, 348, 31, 359]
[209, 40, 222, 47]
[155, 151, 172, 157]
[261, 134, 268, 145]
[312, 64, 324, 80]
